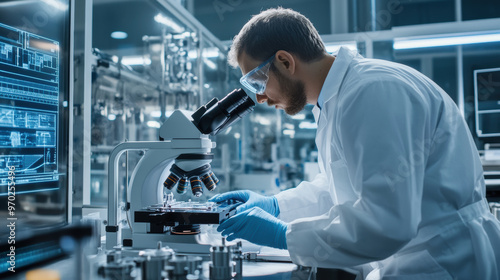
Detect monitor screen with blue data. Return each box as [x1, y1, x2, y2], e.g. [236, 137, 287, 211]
[0, 0, 72, 234]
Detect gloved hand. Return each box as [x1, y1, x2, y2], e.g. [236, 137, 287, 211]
[217, 207, 288, 249]
[209, 190, 280, 217]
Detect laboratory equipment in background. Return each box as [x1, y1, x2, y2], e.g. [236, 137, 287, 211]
[474, 67, 500, 137]
[475, 67, 500, 203]
[491, 202, 500, 221]
[482, 143, 500, 205]
[0, 0, 72, 241]
[86, 48, 166, 207]
[228, 106, 319, 195]
[143, 31, 199, 101]
[74, 0, 233, 215]
[76, 0, 320, 217]
[106, 88, 255, 251]
[93, 239, 244, 280]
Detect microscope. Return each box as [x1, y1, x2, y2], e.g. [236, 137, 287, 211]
[105, 89, 254, 252]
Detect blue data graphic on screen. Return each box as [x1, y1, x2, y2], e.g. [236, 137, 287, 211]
[0, 23, 61, 191]
[0, 0, 70, 251]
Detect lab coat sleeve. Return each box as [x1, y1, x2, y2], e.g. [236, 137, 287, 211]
[286, 79, 429, 268]
[275, 172, 334, 223]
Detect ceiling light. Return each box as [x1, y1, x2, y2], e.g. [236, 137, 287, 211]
[393, 32, 500, 50]
[111, 31, 128, 40]
[154, 13, 184, 33]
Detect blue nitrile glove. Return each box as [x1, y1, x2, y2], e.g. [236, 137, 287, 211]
[217, 207, 288, 249]
[209, 190, 280, 217]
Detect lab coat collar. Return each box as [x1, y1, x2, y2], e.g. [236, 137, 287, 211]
[312, 105, 321, 124]
[317, 47, 359, 109]
[313, 47, 359, 128]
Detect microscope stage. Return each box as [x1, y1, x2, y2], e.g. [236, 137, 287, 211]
[134, 200, 241, 229]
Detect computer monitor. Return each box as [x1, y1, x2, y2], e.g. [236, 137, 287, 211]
[474, 67, 500, 137]
[0, 0, 72, 232]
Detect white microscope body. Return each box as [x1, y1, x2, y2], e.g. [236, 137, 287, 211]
[105, 89, 254, 253]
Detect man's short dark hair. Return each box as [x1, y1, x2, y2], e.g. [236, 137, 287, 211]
[228, 7, 326, 68]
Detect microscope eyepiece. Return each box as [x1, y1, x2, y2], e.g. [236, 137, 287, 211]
[191, 88, 255, 135]
[218, 88, 251, 115]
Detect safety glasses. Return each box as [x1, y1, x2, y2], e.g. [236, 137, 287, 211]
[239, 54, 275, 95]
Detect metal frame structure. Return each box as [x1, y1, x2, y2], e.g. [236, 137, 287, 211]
[324, 8, 500, 117]
[67, 0, 76, 223]
[474, 67, 500, 137]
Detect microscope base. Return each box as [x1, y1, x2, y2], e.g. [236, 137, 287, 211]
[122, 231, 211, 254]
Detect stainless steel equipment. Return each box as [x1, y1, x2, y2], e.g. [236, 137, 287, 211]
[209, 239, 242, 280]
[96, 238, 243, 280]
[97, 249, 139, 280]
[138, 242, 175, 280]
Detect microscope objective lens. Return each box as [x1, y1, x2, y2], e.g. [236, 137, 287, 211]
[163, 172, 181, 190]
[177, 177, 190, 194]
[190, 176, 203, 197]
[201, 173, 216, 191]
[210, 172, 220, 185]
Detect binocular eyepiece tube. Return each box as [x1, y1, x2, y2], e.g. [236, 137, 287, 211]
[191, 88, 255, 136]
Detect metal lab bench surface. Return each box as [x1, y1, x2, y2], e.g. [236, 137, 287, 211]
[1, 254, 356, 280]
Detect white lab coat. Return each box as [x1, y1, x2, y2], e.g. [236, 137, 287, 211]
[275, 47, 500, 279]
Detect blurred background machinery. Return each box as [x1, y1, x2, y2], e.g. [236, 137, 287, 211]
[1, 0, 499, 278]
[73, 0, 316, 225]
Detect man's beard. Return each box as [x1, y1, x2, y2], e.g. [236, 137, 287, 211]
[272, 67, 307, 115]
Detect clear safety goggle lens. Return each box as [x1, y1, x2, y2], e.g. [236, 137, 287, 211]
[240, 55, 275, 95]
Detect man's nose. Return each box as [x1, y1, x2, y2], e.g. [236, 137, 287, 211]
[256, 94, 267, 104]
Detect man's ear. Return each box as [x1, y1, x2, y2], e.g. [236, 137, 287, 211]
[275, 50, 296, 75]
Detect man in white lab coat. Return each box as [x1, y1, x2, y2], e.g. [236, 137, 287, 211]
[211, 7, 500, 279]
